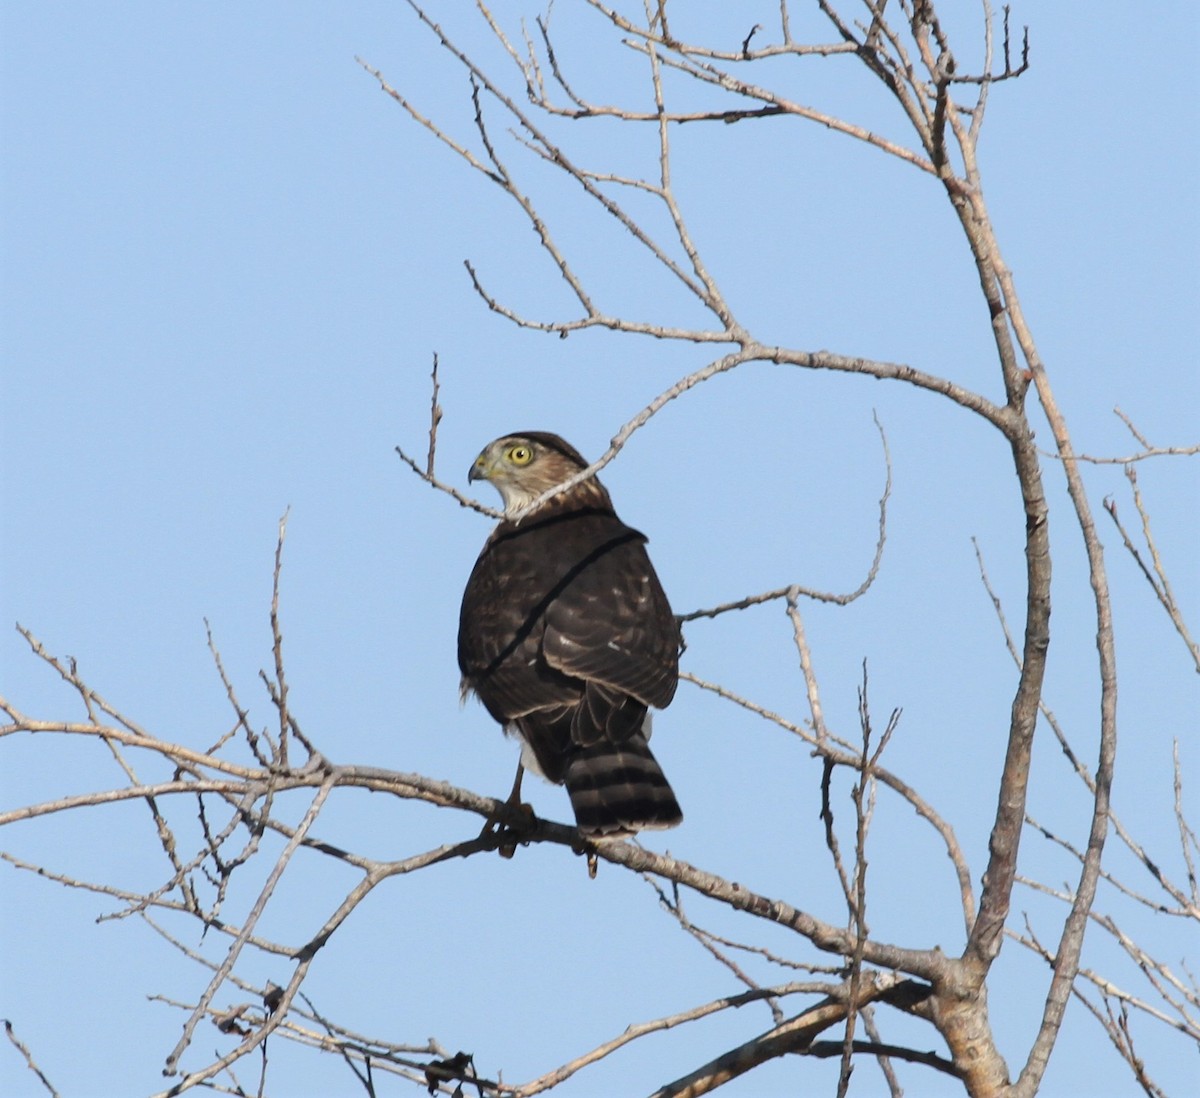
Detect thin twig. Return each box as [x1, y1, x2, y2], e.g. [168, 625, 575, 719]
[426, 352, 443, 477]
[3, 1020, 61, 1098]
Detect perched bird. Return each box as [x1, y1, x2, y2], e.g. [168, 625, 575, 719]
[458, 431, 683, 839]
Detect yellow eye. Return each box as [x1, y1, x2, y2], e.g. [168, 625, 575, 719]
[507, 444, 533, 465]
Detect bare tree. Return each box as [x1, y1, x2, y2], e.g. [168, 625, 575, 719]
[3, 4, 1197, 1096]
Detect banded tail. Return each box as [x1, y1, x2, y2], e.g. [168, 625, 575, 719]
[564, 734, 682, 839]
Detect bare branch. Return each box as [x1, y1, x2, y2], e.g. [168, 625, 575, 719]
[649, 973, 942, 1096]
[395, 443, 503, 517]
[1045, 407, 1200, 465]
[509, 981, 832, 1097]
[1104, 466, 1200, 673]
[681, 413, 891, 622]
[3, 1020, 60, 1098]
[163, 773, 337, 1075]
[426, 352, 443, 477]
[680, 668, 976, 932]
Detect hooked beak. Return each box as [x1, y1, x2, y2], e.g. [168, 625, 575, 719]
[467, 452, 491, 483]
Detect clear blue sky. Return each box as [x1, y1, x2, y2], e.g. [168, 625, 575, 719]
[2, 4, 1197, 1096]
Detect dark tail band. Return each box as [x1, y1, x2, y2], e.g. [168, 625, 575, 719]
[564, 735, 682, 839]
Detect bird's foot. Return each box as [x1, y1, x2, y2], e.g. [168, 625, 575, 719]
[480, 800, 536, 858]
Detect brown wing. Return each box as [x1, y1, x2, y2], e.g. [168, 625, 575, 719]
[458, 506, 678, 736]
[457, 518, 577, 725]
[539, 522, 678, 710]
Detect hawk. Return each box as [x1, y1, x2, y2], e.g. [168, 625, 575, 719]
[458, 431, 683, 839]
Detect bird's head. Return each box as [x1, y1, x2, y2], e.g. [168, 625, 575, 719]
[468, 431, 607, 517]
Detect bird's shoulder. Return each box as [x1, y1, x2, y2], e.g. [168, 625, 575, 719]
[486, 503, 645, 557]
